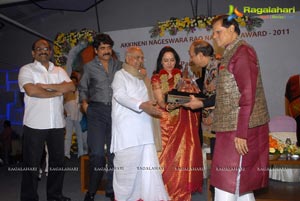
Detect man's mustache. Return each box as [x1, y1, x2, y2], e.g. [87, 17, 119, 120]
[39, 53, 49, 56]
[103, 53, 111, 56]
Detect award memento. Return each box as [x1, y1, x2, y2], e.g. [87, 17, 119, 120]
[165, 89, 205, 104]
[165, 66, 205, 104]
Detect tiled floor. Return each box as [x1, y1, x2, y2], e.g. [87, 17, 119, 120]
[0, 155, 205, 201]
[1, 155, 300, 201]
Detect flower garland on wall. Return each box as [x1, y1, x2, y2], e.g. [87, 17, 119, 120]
[149, 15, 264, 38]
[53, 29, 96, 66]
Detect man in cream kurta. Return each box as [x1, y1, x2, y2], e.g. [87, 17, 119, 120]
[111, 46, 169, 201]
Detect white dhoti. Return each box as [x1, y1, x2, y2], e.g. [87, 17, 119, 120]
[215, 188, 255, 201]
[113, 144, 169, 201]
[215, 156, 255, 201]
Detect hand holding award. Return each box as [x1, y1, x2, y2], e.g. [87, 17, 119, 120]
[165, 66, 205, 105]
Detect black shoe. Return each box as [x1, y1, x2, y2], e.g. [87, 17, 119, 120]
[84, 192, 95, 201]
[47, 195, 71, 201]
[105, 192, 115, 201]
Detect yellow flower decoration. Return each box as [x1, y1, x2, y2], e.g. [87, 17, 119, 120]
[149, 15, 264, 38]
[53, 29, 96, 66]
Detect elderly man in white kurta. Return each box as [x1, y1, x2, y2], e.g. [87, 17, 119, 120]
[111, 46, 169, 201]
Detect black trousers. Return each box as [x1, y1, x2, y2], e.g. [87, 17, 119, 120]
[20, 126, 65, 201]
[87, 102, 114, 194]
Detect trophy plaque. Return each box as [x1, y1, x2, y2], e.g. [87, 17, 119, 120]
[165, 66, 205, 104]
[165, 89, 206, 104]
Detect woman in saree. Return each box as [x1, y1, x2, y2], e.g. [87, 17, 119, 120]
[151, 46, 203, 201]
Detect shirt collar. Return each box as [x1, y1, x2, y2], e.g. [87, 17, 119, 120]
[34, 60, 54, 71]
[95, 57, 112, 66]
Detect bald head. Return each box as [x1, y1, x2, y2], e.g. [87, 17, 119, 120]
[125, 46, 142, 56]
[190, 39, 214, 57]
[125, 46, 144, 69]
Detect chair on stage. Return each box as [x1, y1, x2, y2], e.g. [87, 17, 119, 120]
[269, 115, 300, 182]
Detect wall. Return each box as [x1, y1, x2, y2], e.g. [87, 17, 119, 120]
[0, 0, 299, 131]
[106, 12, 300, 119]
[0, 0, 299, 69]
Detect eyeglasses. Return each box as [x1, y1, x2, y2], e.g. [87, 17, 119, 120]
[131, 55, 144, 61]
[34, 47, 50, 51]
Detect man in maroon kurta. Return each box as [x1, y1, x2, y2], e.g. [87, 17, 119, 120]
[180, 15, 269, 201]
[209, 15, 269, 200]
[183, 15, 269, 201]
